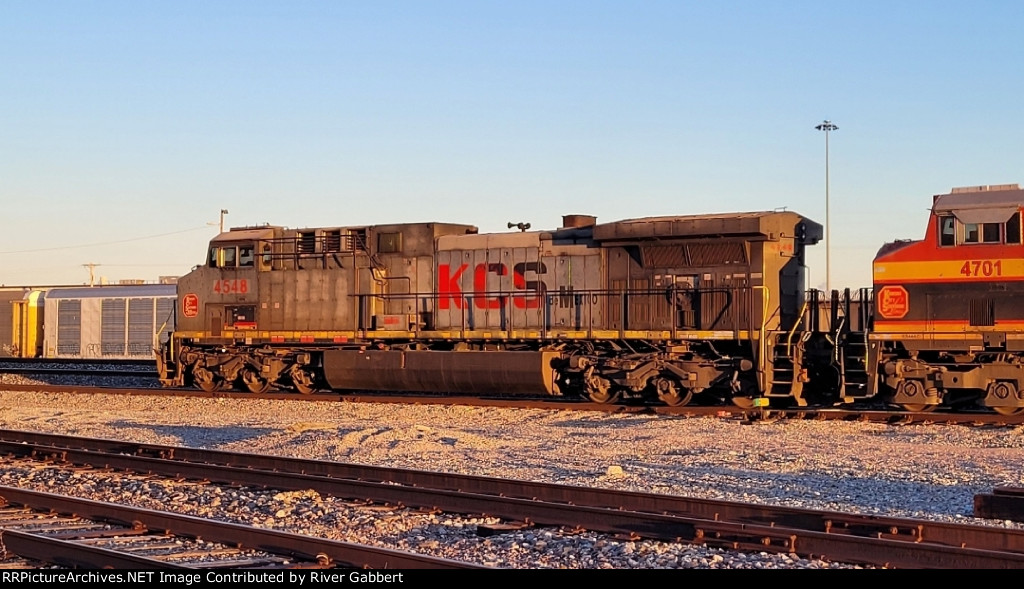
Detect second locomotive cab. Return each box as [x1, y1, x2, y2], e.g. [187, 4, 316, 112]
[157, 211, 832, 408]
[871, 183, 1024, 415]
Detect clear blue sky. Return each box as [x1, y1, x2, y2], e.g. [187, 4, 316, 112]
[2, 1, 1023, 289]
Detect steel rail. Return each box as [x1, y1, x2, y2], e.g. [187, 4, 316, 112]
[0, 486, 482, 569]
[0, 528, 192, 569]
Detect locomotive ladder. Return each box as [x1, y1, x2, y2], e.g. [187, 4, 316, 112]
[833, 288, 874, 404]
[838, 331, 872, 403]
[765, 332, 806, 404]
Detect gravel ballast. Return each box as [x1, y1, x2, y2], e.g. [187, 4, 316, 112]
[1, 385, 1022, 569]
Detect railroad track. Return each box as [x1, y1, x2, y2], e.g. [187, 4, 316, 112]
[0, 485, 477, 569]
[1, 429, 1022, 568]
[0, 358, 156, 367]
[2, 382, 1023, 426]
[3, 357, 1024, 425]
[0, 359, 156, 379]
[0, 368, 156, 378]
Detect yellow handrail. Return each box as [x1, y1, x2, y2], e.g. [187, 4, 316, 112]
[752, 286, 770, 389]
[785, 297, 811, 357]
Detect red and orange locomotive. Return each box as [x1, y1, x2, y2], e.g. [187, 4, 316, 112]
[872, 184, 1024, 414]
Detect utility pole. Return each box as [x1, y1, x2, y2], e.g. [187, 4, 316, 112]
[815, 120, 838, 293]
[82, 263, 101, 287]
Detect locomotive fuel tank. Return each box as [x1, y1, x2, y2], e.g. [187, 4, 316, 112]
[322, 350, 561, 395]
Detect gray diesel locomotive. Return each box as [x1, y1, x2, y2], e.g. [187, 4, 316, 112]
[156, 210, 861, 408]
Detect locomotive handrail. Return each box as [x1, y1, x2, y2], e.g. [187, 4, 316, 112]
[785, 298, 811, 357]
[752, 285, 770, 390]
[356, 285, 752, 336]
[254, 233, 370, 271]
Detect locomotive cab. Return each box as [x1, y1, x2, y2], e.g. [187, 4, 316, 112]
[160, 226, 282, 391]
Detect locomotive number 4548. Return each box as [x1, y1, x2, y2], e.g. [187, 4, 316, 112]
[213, 279, 249, 294]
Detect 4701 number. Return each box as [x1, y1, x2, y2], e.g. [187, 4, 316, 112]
[960, 260, 1002, 277]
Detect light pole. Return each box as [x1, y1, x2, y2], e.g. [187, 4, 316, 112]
[815, 120, 837, 293]
[219, 209, 229, 233]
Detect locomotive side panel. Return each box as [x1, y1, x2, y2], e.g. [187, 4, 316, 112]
[176, 266, 262, 338]
[433, 231, 602, 333]
[544, 249, 603, 332]
[592, 212, 820, 335]
[373, 222, 452, 329]
[259, 267, 356, 332]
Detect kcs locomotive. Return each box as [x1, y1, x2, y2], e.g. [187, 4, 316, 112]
[156, 184, 1024, 415]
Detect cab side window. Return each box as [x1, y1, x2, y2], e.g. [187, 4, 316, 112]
[208, 242, 260, 268]
[239, 246, 255, 267]
[964, 223, 980, 243]
[938, 216, 955, 246]
[208, 246, 244, 267]
[1007, 212, 1022, 244]
[260, 243, 273, 270]
[982, 223, 1001, 243]
[964, 223, 1001, 244]
[962, 221, 1011, 243]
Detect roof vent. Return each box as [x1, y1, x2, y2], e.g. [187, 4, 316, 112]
[951, 183, 1020, 194]
[561, 214, 597, 229]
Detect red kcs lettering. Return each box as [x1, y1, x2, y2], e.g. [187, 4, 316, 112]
[438, 261, 548, 310]
[438, 263, 468, 309]
[473, 263, 506, 309]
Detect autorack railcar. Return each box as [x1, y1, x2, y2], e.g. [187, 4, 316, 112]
[11, 285, 176, 360]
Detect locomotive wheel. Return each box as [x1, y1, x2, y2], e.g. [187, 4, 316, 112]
[291, 369, 317, 395]
[655, 378, 693, 407]
[193, 367, 222, 393]
[240, 369, 270, 394]
[586, 375, 620, 404]
[993, 406, 1024, 416]
[986, 382, 1024, 415]
[897, 380, 937, 412]
[731, 396, 757, 409]
[588, 388, 622, 404]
